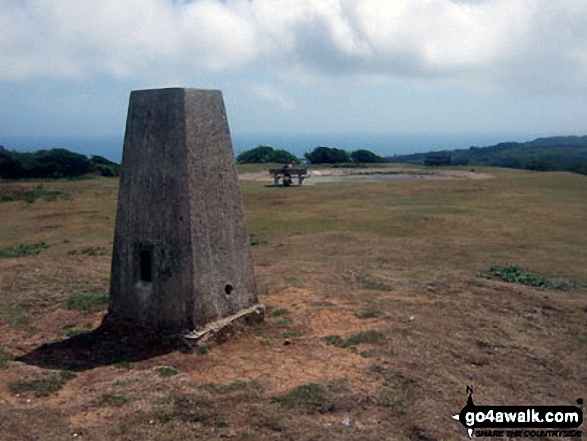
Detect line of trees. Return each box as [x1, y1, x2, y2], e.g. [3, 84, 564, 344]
[237, 145, 386, 165]
[391, 136, 587, 175]
[0, 147, 120, 179]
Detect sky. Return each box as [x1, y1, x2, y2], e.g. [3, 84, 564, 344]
[1, 0, 586, 158]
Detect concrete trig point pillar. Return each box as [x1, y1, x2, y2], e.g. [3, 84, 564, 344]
[107, 88, 264, 340]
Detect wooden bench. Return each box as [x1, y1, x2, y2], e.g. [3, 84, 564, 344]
[269, 168, 308, 186]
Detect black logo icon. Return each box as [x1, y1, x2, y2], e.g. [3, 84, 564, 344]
[452, 386, 583, 438]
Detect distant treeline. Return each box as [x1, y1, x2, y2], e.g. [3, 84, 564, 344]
[237, 145, 386, 165]
[0, 146, 120, 179]
[390, 136, 587, 175]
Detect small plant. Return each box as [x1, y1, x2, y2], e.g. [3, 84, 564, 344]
[63, 293, 108, 313]
[0, 241, 49, 258]
[273, 383, 326, 414]
[477, 264, 570, 291]
[198, 346, 209, 355]
[156, 366, 179, 377]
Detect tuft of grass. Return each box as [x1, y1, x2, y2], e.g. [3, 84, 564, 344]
[322, 334, 347, 348]
[9, 370, 76, 397]
[273, 383, 326, 414]
[63, 293, 108, 313]
[345, 329, 387, 346]
[156, 366, 179, 377]
[269, 308, 289, 317]
[323, 330, 387, 349]
[477, 264, 570, 291]
[281, 331, 303, 339]
[0, 347, 14, 368]
[355, 308, 382, 319]
[0, 241, 49, 258]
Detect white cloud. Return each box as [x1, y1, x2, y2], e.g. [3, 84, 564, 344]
[1, 0, 586, 93]
[250, 84, 295, 110]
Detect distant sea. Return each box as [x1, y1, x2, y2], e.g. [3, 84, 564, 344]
[0, 132, 542, 163]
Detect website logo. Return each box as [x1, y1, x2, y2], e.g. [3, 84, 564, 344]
[452, 386, 583, 438]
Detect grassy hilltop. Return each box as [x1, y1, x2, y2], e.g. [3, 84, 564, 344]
[391, 135, 587, 175]
[0, 166, 586, 440]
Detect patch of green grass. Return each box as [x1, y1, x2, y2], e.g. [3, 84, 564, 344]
[323, 330, 387, 349]
[9, 370, 76, 397]
[310, 301, 335, 307]
[345, 330, 386, 346]
[273, 383, 326, 414]
[198, 346, 209, 355]
[100, 393, 132, 407]
[360, 281, 393, 291]
[477, 264, 570, 291]
[63, 293, 108, 313]
[269, 308, 289, 317]
[281, 331, 303, 339]
[0, 347, 14, 368]
[374, 372, 417, 412]
[322, 334, 347, 348]
[0, 241, 49, 258]
[272, 318, 292, 327]
[355, 308, 382, 319]
[156, 366, 179, 377]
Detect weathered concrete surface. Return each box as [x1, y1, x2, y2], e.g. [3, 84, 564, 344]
[108, 88, 261, 333]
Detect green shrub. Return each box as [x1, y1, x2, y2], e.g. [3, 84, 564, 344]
[477, 264, 570, 291]
[237, 146, 298, 164]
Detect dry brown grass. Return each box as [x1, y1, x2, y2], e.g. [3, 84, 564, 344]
[0, 167, 586, 440]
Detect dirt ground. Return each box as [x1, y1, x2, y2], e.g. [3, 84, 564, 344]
[0, 169, 585, 440]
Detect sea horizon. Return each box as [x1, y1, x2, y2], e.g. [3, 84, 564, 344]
[0, 131, 564, 163]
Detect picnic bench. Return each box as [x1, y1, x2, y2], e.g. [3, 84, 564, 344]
[269, 168, 308, 186]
